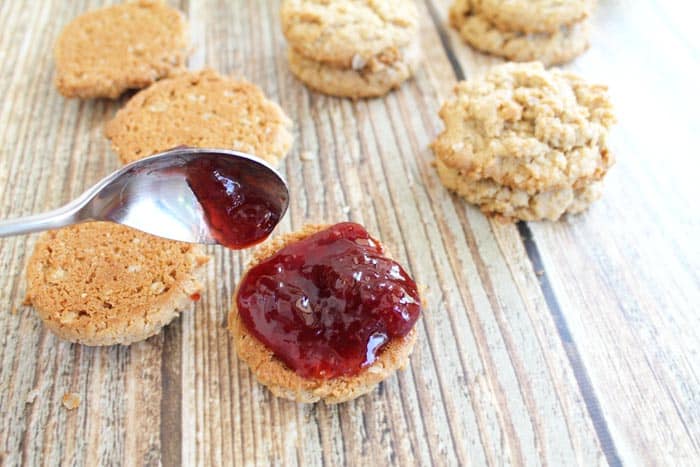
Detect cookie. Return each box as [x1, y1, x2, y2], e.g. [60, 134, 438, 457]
[435, 160, 605, 221]
[229, 224, 420, 403]
[473, 0, 592, 34]
[281, 0, 419, 68]
[281, 0, 421, 97]
[450, 2, 590, 66]
[287, 42, 420, 99]
[54, 0, 189, 99]
[432, 62, 615, 221]
[105, 69, 293, 165]
[25, 222, 210, 346]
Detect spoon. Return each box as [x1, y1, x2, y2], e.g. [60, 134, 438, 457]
[0, 147, 290, 249]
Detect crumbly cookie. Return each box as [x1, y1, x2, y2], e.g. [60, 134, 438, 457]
[450, 1, 590, 66]
[105, 69, 293, 165]
[281, 0, 421, 97]
[287, 42, 420, 98]
[432, 62, 615, 221]
[435, 160, 604, 221]
[54, 0, 189, 99]
[228, 225, 419, 403]
[25, 222, 210, 346]
[281, 0, 419, 69]
[473, 0, 592, 34]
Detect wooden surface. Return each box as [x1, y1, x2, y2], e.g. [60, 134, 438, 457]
[0, 0, 697, 465]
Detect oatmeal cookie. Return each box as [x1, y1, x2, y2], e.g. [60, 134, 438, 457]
[432, 62, 615, 221]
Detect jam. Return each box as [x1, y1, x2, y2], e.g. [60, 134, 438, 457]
[184, 156, 287, 249]
[236, 222, 421, 379]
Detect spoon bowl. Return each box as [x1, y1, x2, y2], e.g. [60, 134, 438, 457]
[0, 147, 290, 247]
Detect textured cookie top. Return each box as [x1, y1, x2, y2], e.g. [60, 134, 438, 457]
[460, 0, 592, 33]
[54, 0, 189, 99]
[432, 62, 615, 193]
[450, 5, 590, 66]
[281, 0, 419, 68]
[105, 69, 293, 165]
[25, 222, 209, 345]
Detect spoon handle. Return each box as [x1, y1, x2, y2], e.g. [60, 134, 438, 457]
[0, 204, 86, 238]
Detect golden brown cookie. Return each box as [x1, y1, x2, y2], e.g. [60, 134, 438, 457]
[432, 62, 616, 221]
[280, 0, 421, 98]
[287, 43, 421, 99]
[25, 222, 210, 346]
[228, 224, 420, 403]
[281, 0, 419, 68]
[450, 1, 590, 66]
[54, 0, 189, 99]
[105, 69, 293, 165]
[474, 0, 592, 34]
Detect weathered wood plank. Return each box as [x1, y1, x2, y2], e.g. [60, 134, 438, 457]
[429, 0, 700, 464]
[180, 0, 605, 465]
[9, 0, 697, 465]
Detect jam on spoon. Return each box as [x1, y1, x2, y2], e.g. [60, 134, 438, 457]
[236, 222, 421, 380]
[184, 155, 288, 249]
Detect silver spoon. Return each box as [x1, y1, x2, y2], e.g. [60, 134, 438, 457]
[0, 147, 290, 248]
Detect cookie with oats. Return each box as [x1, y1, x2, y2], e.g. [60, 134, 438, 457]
[432, 62, 616, 221]
[474, 0, 592, 34]
[25, 222, 209, 346]
[449, 0, 590, 66]
[281, 0, 421, 98]
[105, 69, 293, 164]
[54, 0, 189, 99]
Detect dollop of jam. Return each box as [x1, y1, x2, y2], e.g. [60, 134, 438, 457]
[185, 156, 287, 249]
[236, 222, 421, 379]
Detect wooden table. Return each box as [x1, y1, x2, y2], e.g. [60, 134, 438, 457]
[1, 1, 698, 465]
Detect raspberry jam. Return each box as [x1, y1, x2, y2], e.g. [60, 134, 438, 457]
[184, 156, 287, 249]
[236, 222, 421, 379]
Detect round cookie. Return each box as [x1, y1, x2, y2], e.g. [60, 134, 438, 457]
[105, 69, 293, 165]
[435, 160, 605, 221]
[281, 0, 419, 69]
[25, 222, 210, 346]
[287, 42, 421, 99]
[432, 62, 616, 221]
[281, 0, 421, 97]
[474, 0, 592, 34]
[449, 1, 590, 66]
[228, 224, 419, 404]
[54, 0, 189, 99]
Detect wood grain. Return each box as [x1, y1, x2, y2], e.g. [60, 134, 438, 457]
[430, 0, 700, 464]
[0, 0, 696, 466]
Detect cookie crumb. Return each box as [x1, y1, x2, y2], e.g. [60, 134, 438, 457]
[536, 270, 544, 276]
[62, 392, 81, 410]
[300, 151, 315, 162]
[26, 389, 39, 404]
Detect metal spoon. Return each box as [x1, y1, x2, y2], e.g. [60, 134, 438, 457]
[0, 147, 290, 247]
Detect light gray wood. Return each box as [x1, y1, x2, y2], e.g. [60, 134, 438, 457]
[0, 0, 696, 465]
[430, 0, 700, 464]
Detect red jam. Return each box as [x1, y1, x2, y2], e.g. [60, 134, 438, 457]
[236, 222, 421, 380]
[185, 156, 287, 249]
